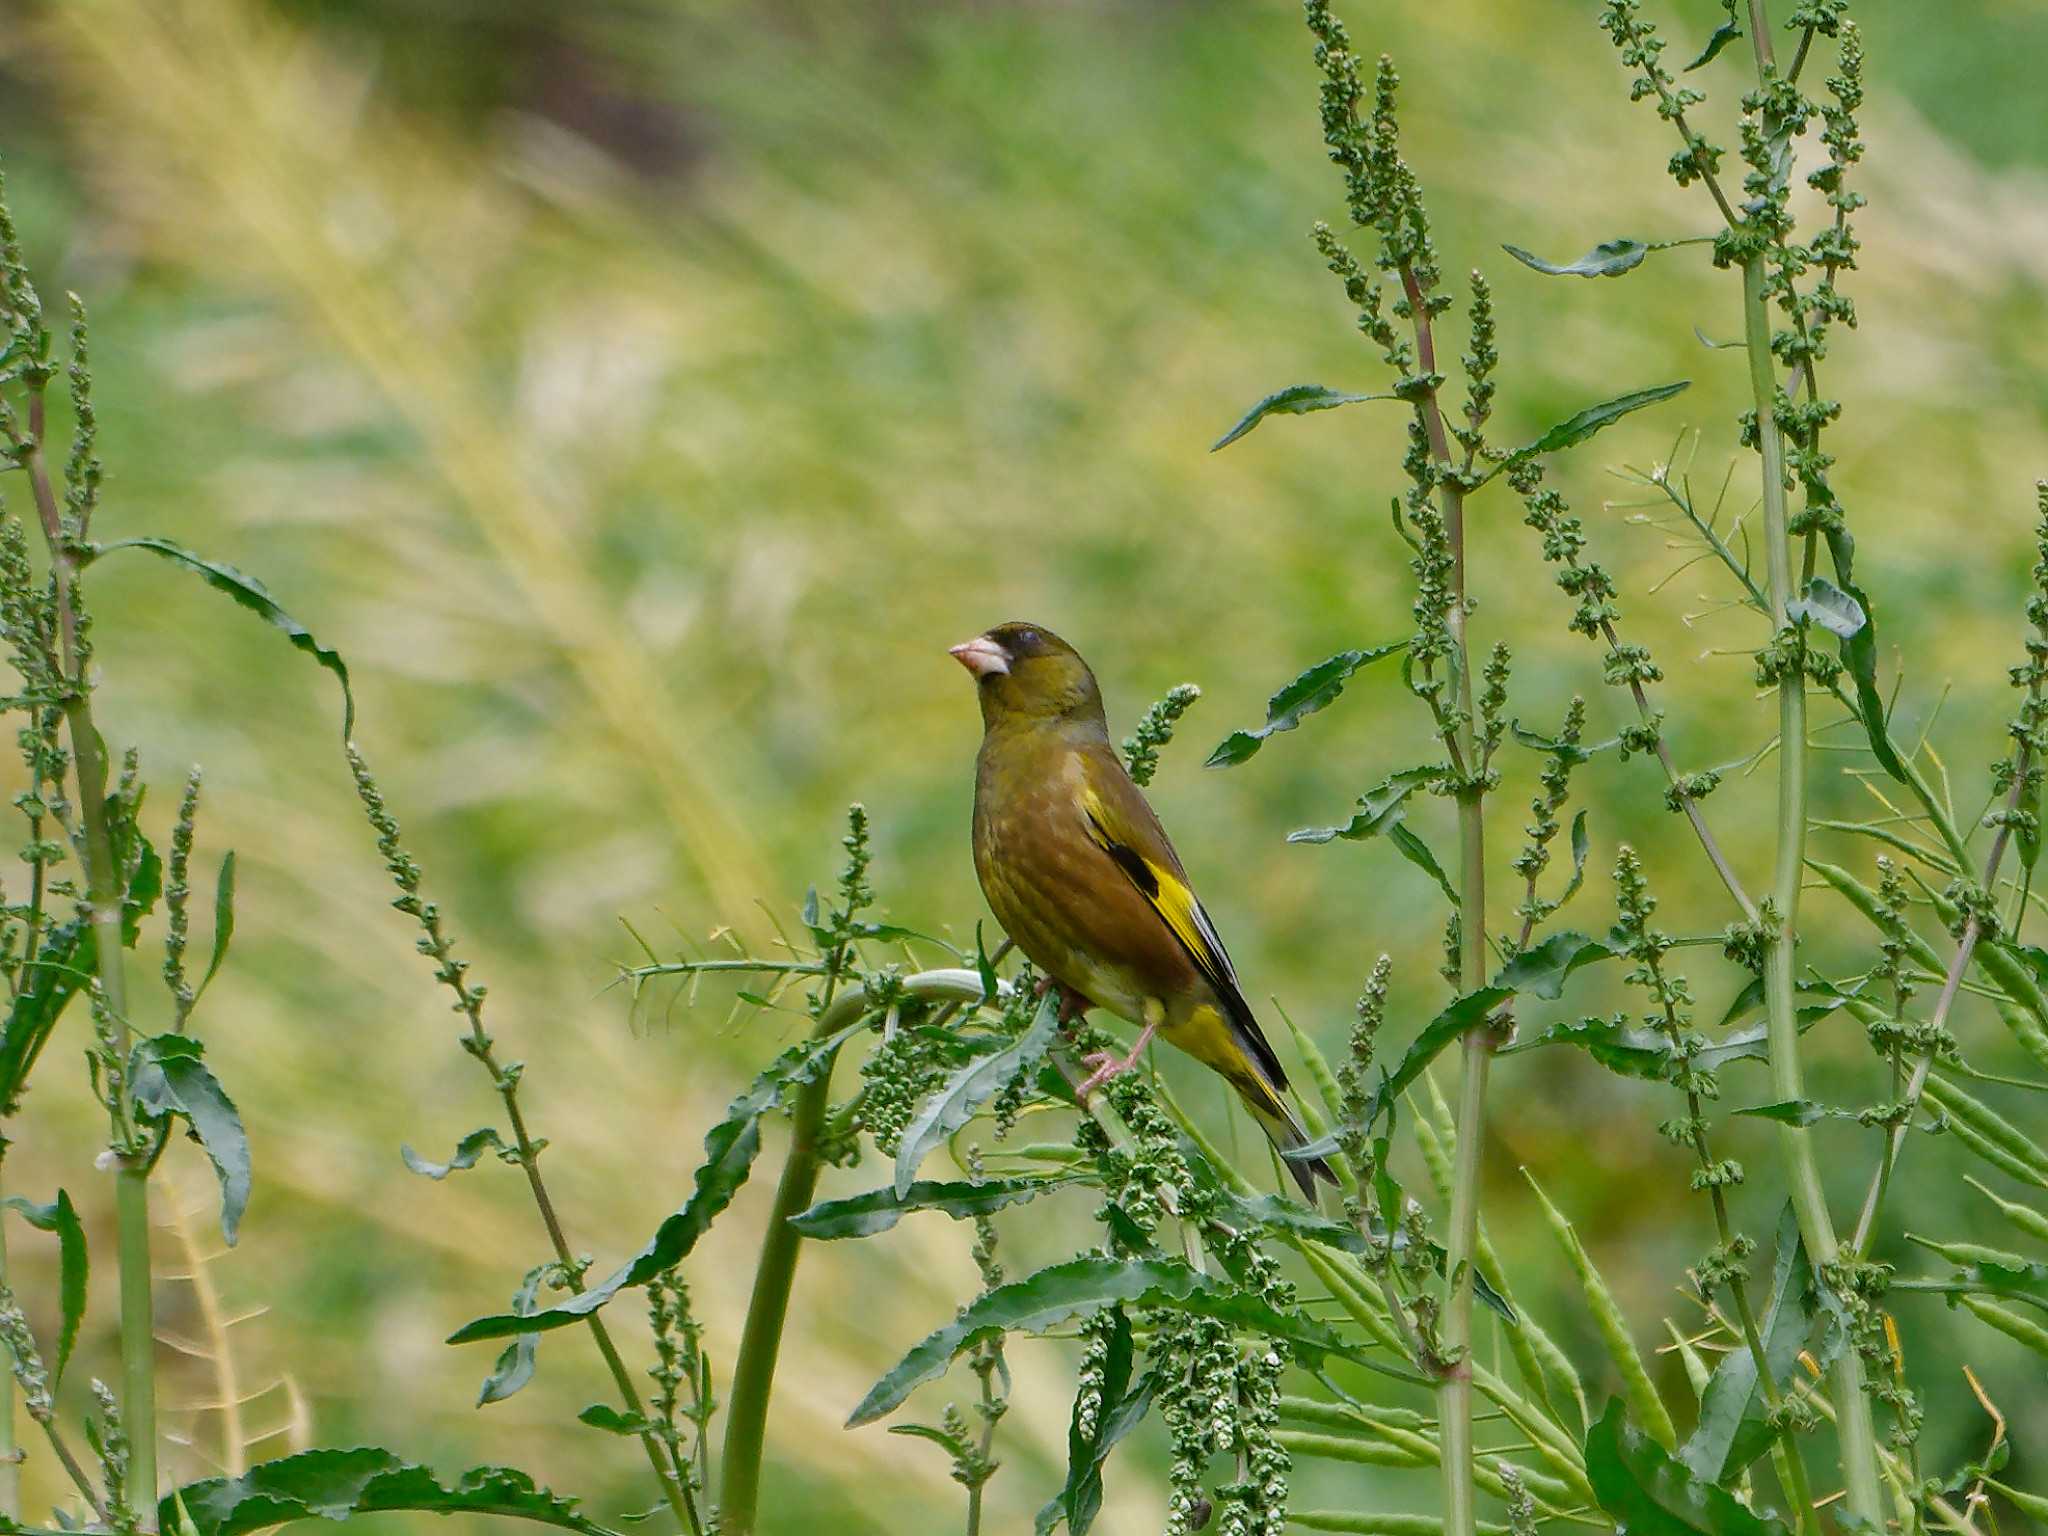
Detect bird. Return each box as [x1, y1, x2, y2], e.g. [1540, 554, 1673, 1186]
[950, 620, 1335, 1200]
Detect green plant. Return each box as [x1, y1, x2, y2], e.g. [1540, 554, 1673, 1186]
[6, 2, 2048, 1535]
[523, 3, 2048, 1534]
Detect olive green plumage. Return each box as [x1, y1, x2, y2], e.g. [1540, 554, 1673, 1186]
[954, 620, 1333, 1200]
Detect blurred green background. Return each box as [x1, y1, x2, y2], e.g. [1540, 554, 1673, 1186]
[3, 0, 2047, 1529]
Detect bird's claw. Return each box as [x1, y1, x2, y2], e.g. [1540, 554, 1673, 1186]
[1073, 1045, 1142, 1103]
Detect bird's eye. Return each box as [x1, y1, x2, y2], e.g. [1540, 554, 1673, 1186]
[1016, 629, 1039, 648]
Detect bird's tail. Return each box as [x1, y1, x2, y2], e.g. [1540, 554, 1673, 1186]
[1232, 1070, 1336, 1205]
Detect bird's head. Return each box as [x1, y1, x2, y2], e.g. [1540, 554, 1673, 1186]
[950, 622, 1105, 730]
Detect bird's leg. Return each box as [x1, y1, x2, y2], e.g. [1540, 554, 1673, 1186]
[1075, 1000, 1164, 1102]
[1057, 984, 1093, 1027]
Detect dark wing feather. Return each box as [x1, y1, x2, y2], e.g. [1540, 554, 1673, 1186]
[1077, 757, 1291, 1093]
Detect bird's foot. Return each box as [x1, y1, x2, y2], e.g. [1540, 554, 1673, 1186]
[1057, 985, 1093, 1027]
[1072, 1018, 1160, 1103]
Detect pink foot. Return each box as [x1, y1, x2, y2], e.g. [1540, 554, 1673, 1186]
[1072, 1020, 1160, 1102]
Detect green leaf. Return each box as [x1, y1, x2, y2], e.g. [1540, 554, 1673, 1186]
[1211, 386, 1396, 452]
[162, 1449, 618, 1536]
[1041, 1305, 1153, 1536]
[1586, 1399, 1791, 1536]
[1786, 576, 1866, 639]
[1206, 643, 1405, 767]
[1505, 382, 1692, 464]
[1680, 1207, 1812, 1485]
[1510, 722, 1620, 763]
[1685, 22, 1743, 69]
[0, 919, 92, 1113]
[1387, 823, 1459, 907]
[1288, 766, 1441, 845]
[1502, 238, 1650, 279]
[477, 1266, 546, 1407]
[450, 1021, 863, 1344]
[1513, 988, 1840, 1079]
[402, 1128, 510, 1181]
[890, 1423, 973, 1460]
[1905, 1241, 2048, 1317]
[894, 990, 1060, 1197]
[197, 851, 237, 1000]
[1834, 573, 1909, 783]
[2, 1190, 86, 1387]
[91, 537, 355, 739]
[1290, 986, 1512, 1158]
[1554, 809, 1594, 912]
[1493, 930, 1624, 1002]
[789, 1175, 1075, 1239]
[849, 1256, 1419, 1427]
[131, 1034, 251, 1246]
[576, 1404, 653, 1437]
[1733, 1100, 1859, 1127]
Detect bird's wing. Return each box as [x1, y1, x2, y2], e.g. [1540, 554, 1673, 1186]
[1076, 753, 1290, 1092]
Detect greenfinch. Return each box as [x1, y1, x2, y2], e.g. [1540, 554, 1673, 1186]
[952, 621, 1334, 1199]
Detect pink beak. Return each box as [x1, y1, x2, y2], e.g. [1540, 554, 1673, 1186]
[949, 636, 1011, 677]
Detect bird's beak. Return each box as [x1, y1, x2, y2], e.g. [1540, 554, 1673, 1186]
[949, 636, 1011, 678]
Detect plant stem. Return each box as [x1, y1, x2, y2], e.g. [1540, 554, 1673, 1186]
[720, 968, 987, 1535]
[1398, 258, 1489, 1536]
[0, 1188, 15, 1525]
[1742, 256, 1885, 1530]
[1851, 744, 2033, 1253]
[113, 1166, 155, 1519]
[22, 377, 158, 1528]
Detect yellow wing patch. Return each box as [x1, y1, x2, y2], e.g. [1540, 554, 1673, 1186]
[1079, 783, 1237, 1002]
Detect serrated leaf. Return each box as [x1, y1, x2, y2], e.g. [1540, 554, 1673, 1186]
[894, 990, 1060, 1197]
[1493, 929, 1625, 1002]
[131, 1035, 251, 1246]
[1211, 385, 1396, 452]
[450, 1021, 863, 1344]
[1506, 382, 1691, 464]
[849, 1256, 1421, 1427]
[92, 538, 355, 739]
[1685, 22, 1743, 69]
[1786, 576, 1866, 638]
[1586, 1399, 1791, 1536]
[1206, 643, 1404, 767]
[1288, 766, 1441, 845]
[790, 1175, 1075, 1239]
[162, 1449, 617, 1536]
[402, 1128, 510, 1181]
[1502, 238, 1651, 279]
[2, 1189, 86, 1387]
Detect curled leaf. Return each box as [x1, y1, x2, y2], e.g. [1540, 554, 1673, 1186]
[91, 537, 355, 739]
[131, 1034, 251, 1246]
[1211, 385, 1395, 452]
[1207, 643, 1404, 767]
[1502, 238, 1650, 279]
[402, 1128, 510, 1181]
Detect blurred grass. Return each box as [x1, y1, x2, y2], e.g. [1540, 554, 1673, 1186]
[2, 0, 2046, 1530]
